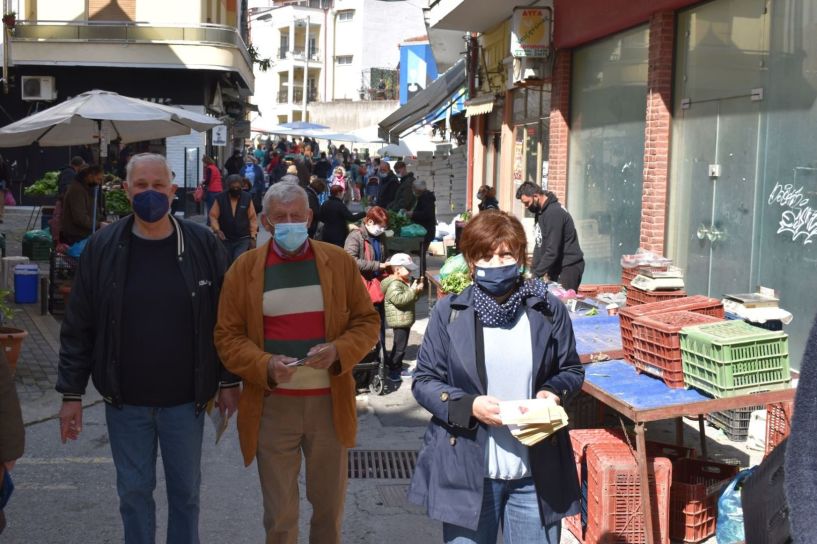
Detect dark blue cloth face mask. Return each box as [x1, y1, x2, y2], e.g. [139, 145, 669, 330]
[132, 190, 170, 223]
[474, 262, 520, 296]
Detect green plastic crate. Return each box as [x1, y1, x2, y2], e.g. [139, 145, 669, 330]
[22, 237, 51, 261]
[680, 320, 791, 398]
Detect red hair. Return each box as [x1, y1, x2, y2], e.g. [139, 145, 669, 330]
[459, 210, 527, 266]
[365, 206, 388, 226]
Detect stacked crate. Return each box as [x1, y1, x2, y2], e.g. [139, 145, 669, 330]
[669, 459, 740, 542]
[619, 296, 724, 364]
[566, 430, 672, 544]
[631, 311, 724, 388]
[627, 287, 688, 306]
[765, 401, 794, 457]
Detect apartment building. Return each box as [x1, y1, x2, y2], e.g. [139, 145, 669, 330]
[248, 0, 425, 123]
[1, 0, 254, 188]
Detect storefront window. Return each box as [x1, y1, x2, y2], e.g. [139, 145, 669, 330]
[668, 0, 816, 367]
[510, 87, 550, 219]
[567, 25, 649, 283]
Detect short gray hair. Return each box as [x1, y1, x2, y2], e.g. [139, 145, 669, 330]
[262, 182, 308, 214]
[126, 153, 172, 182]
[412, 178, 427, 191]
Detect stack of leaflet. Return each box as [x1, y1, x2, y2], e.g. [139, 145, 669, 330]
[500, 399, 569, 446]
[630, 266, 685, 291]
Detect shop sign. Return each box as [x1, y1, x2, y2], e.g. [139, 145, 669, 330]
[513, 141, 525, 181]
[511, 7, 552, 58]
[212, 125, 228, 147]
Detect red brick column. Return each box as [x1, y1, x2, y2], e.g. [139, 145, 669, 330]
[640, 11, 675, 254]
[548, 49, 571, 203]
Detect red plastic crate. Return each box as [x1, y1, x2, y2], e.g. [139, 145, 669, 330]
[645, 441, 697, 462]
[632, 312, 724, 388]
[670, 458, 740, 542]
[579, 283, 623, 299]
[566, 429, 628, 542]
[619, 296, 725, 363]
[765, 401, 794, 458]
[566, 391, 608, 430]
[626, 287, 688, 307]
[585, 443, 672, 544]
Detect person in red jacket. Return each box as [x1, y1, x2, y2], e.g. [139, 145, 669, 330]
[202, 155, 223, 225]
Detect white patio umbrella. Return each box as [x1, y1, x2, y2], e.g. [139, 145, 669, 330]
[377, 140, 413, 157]
[0, 89, 221, 147]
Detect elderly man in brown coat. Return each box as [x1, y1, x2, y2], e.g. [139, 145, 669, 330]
[215, 182, 379, 544]
[0, 353, 24, 534]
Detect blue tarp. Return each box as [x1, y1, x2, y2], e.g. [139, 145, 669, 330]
[572, 315, 622, 355]
[584, 359, 711, 411]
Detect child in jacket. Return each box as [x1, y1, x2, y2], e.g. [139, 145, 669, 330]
[381, 253, 424, 381]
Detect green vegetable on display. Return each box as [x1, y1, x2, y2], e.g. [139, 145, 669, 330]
[387, 210, 411, 232]
[105, 188, 132, 216]
[24, 171, 59, 195]
[440, 271, 472, 294]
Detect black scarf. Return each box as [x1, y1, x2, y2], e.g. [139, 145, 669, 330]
[472, 279, 550, 328]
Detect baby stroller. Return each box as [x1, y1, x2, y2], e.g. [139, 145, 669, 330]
[353, 342, 388, 395]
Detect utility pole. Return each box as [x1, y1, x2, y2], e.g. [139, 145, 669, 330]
[302, 16, 310, 121]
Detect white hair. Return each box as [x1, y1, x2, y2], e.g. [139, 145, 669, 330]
[126, 153, 172, 182]
[262, 182, 308, 214]
[412, 178, 427, 191]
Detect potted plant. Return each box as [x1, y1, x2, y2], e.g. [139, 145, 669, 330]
[2, 11, 16, 29]
[0, 289, 27, 372]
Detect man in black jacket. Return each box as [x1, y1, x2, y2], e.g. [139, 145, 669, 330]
[56, 153, 240, 543]
[318, 185, 365, 246]
[210, 174, 259, 264]
[313, 152, 332, 180]
[388, 161, 417, 212]
[516, 181, 585, 291]
[375, 162, 399, 209]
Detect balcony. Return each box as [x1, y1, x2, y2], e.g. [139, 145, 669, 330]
[9, 20, 255, 90]
[277, 89, 319, 104]
[276, 47, 321, 63]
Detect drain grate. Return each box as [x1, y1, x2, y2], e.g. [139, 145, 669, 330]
[348, 449, 418, 479]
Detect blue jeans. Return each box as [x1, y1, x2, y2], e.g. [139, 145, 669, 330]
[105, 403, 204, 544]
[443, 478, 560, 544]
[204, 191, 218, 226]
[223, 237, 251, 265]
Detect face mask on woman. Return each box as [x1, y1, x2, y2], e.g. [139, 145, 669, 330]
[474, 262, 520, 296]
[366, 223, 385, 237]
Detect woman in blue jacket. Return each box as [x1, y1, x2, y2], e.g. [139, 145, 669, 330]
[409, 210, 583, 543]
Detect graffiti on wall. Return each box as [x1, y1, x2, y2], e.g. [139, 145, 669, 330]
[768, 181, 817, 245]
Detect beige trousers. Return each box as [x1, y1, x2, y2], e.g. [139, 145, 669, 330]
[256, 394, 348, 544]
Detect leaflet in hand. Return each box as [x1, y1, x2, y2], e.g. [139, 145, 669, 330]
[500, 399, 569, 447]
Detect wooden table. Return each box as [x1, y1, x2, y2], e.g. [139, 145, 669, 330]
[424, 272, 445, 313]
[581, 360, 796, 543]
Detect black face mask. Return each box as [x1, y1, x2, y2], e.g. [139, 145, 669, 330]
[527, 201, 542, 214]
[229, 188, 242, 197]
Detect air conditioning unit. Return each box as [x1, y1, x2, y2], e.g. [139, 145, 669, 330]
[512, 57, 550, 84]
[21, 76, 57, 101]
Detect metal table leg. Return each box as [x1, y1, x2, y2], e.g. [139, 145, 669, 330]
[675, 417, 684, 446]
[635, 423, 656, 544]
[698, 415, 708, 458]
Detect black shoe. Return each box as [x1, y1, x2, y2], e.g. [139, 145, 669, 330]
[387, 369, 402, 381]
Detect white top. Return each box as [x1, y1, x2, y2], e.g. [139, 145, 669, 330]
[483, 309, 533, 480]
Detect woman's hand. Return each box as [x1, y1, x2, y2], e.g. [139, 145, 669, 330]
[472, 395, 502, 426]
[536, 390, 561, 405]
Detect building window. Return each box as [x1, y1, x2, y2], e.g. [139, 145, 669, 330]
[336, 55, 353, 65]
[337, 10, 354, 22]
[567, 24, 649, 284]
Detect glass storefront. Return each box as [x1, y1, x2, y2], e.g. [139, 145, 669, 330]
[511, 87, 550, 219]
[567, 26, 649, 283]
[668, 0, 817, 367]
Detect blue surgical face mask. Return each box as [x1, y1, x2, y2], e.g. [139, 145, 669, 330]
[132, 190, 170, 223]
[273, 222, 308, 253]
[474, 262, 520, 296]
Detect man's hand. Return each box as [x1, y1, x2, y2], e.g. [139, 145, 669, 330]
[214, 229, 226, 241]
[217, 386, 240, 418]
[472, 395, 502, 426]
[268, 355, 297, 385]
[59, 401, 83, 443]
[536, 390, 561, 405]
[304, 342, 338, 370]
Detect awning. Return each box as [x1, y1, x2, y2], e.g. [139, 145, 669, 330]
[378, 58, 466, 143]
[465, 94, 495, 117]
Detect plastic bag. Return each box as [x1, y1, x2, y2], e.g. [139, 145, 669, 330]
[23, 229, 52, 242]
[440, 253, 469, 280]
[399, 224, 427, 238]
[4, 190, 15, 206]
[67, 238, 89, 258]
[717, 467, 756, 544]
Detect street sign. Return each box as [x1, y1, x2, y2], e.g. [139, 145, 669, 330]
[511, 7, 552, 58]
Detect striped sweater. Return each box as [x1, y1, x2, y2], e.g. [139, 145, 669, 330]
[263, 243, 329, 394]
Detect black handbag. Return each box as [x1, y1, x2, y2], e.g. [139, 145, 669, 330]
[742, 438, 792, 544]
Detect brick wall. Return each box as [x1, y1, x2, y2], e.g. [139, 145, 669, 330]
[640, 11, 675, 254]
[547, 50, 571, 204]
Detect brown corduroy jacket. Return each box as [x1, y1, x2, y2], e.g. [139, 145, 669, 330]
[214, 239, 380, 466]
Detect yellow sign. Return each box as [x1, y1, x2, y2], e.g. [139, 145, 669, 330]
[511, 7, 552, 58]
